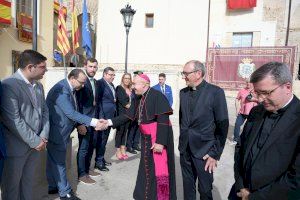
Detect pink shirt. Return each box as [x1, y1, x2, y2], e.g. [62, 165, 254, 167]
[236, 88, 257, 115]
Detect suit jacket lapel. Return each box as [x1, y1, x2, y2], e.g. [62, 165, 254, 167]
[34, 84, 42, 114]
[104, 80, 114, 99]
[243, 110, 265, 167]
[255, 98, 299, 161]
[13, 73, 38, 109]
[85, 79, 94, 98]
[64, 79, 76, 108]
[182, 90, 190, 123]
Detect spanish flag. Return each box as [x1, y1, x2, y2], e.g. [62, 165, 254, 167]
[0, 0, 11, 25]
[71, 0, 80, 53]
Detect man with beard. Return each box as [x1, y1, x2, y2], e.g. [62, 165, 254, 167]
[76, 58, 101, 185]
[99, 74, 177, 200]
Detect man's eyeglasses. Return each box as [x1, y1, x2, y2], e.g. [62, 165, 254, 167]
[180, 70, 199, 77]
[107, 73, 115, 77]
[33, 64, 47, 70]
[76, 79, 85, 85]
[254, 84, 284, 97]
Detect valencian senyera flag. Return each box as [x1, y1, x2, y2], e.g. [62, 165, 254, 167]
[71, 0, 79, 54]
[0, 0, 11, 25]
[57, 0, 70, 56]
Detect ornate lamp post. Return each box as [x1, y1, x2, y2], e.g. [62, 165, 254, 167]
[120, 4, 136, 72]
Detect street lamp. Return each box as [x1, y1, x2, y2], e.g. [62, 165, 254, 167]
[120, 4, 136, 73]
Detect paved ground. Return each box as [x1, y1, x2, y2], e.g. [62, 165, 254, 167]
[1, 96, 238, 200]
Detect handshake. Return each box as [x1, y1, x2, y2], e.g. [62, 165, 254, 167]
[77, 119, 111, 135]
[95, 119, 109, 131]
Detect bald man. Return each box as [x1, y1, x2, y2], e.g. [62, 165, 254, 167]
[100, 74, 177, 200]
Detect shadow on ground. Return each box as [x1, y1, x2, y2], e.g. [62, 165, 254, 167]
[27, 122, 235, 200]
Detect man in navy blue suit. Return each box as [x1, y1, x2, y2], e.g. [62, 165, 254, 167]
[152, 73, 173, 107]
[46, 69, 102, 200]
[0, 81, 6, 184]
[76, 58, 101, 185]
[95, 67, 116, 171]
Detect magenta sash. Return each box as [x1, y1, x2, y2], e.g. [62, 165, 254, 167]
[140, 122, 169, 200]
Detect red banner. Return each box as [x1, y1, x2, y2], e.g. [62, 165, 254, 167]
[206, 47, 296, 90]
[227, 0, 257, 10]
[18, 13, 32, 43]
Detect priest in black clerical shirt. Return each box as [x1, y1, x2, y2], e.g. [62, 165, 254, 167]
[179, 60, 229, 200]
[229, 62, 300, 200]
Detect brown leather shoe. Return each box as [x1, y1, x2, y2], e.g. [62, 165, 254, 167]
[89, 170, 101, 177]
[78, 175, 96, 185]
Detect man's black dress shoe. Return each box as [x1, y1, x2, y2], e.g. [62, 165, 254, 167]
[127, 147, 137, 154]
[103, 160, 112, 166]
[133, 146, 141, 151]
[60, 191, 81, 200]
[95, 164, 109, 171]
[48, 188, 58, 194]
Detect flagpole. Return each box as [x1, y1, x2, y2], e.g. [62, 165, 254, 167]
[63, 56, 67, 78]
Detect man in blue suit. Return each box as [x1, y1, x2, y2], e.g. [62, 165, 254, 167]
[76, 58, 101, 185]
[46, 69, 101, 200]
[152, 73, 173, 107]
[0, 81, 6, 184]
[95, 67, 116, 171]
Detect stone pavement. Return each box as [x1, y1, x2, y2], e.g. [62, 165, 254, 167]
[0, 96, 237, 200]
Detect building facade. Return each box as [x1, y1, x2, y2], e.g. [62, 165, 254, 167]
[96, 0, 300, 100]
[0, 0, 54, 79]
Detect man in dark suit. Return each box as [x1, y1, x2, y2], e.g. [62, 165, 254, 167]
[0, 81, 6, 184]
[76, 58, 101, 185]
[95, 67, 116, 171]
[179, 60, 229, 200]
[46, 69, 102, 200]
[229, 62, 300, 200]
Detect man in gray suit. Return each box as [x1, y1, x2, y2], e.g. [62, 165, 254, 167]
[0, 49, 49, 200]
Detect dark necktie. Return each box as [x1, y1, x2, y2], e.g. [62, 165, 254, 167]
[161, 86, 165, 95]
[72, 91, 78, 111]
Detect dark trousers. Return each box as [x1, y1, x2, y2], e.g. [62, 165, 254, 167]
[95, 127, 111, 166]
[233, 114, 248, 142]
[77, 131, 94, 178]
[180, 146, 213, 200]
[0, 157, 4, 184]
[115, 122, 130, 148]
[126, 121, 140, 148]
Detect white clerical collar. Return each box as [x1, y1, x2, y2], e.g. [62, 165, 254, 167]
[282, 95, 293, 109]
[274, 95, 293, 114]
[17, 69, 36, 87]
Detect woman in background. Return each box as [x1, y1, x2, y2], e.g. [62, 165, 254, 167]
[115, 73, 133, 160]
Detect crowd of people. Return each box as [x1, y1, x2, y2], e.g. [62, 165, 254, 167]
[0, 49, 299, 200]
